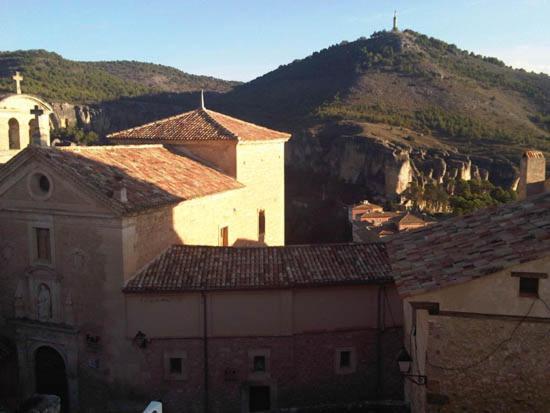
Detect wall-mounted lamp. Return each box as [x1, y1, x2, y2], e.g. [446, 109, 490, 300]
[397, 348, 427, 385]
[133, 330, 151, 349]
[85, 333, 101, 351]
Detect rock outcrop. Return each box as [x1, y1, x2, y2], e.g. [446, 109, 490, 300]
[287, 122, 516, 204]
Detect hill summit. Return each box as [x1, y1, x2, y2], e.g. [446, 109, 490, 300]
[219, 29, 550, 159]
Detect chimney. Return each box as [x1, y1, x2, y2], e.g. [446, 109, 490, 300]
[518, 150, 546, 200]
[113, 174, 128, 203]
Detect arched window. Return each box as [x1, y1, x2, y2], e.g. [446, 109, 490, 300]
[8, 118, 20, 149]
[29, 119, 39, 143]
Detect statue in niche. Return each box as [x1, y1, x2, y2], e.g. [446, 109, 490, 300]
[1, 243, 14, 265]
[37, 283, 52, 322]
[71, 249, 86, 270]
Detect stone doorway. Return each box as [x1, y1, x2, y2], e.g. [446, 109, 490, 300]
[34, 346, 68, 412]
[8, 118, 20, 149]
[249, 385, 271, 412]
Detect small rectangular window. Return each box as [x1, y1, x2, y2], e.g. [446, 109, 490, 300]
[164, 352, 187, 380]
[169, 357, 182, 374]
[519, 277, 539, 297]
[253, 355, 266, 372]
[335, 347, 356, 374]
[35, 227, 51, 262]
[258, 210, 266, 241]
[220, 226, 229, 247]
[248, 349, 270, 378]
[339, 351, 351, 368]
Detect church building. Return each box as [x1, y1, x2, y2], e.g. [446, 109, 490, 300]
[0, 72, 52, 163]
[0, 102, 404, 412]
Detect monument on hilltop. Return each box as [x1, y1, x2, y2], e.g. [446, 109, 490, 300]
[392, 10, 399, 32]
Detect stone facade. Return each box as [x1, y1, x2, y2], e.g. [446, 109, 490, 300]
[102, 285, 403, 413]
[425, 314, 550, 412]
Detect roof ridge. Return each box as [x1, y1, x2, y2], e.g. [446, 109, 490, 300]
[108, 110, 197, 138]
[60, 144, 165, 151]
[199, 109, 239, 140]
[169, 241, 383, 250]
[205, 109, 290, 137]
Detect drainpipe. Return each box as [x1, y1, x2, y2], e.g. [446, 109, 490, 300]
[202, 291, 209, 413]
[376, 284, 386, 399]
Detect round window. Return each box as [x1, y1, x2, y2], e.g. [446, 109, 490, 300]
[39, 175, 50, 193]
[28, 172, 53, 200]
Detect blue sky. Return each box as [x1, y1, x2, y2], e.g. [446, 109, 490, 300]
[1, 0, 549, 81]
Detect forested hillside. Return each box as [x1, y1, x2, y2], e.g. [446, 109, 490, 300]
[0, 50, 238, 103]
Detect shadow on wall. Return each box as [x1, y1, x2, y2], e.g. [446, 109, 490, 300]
[232, 238, 268, 247]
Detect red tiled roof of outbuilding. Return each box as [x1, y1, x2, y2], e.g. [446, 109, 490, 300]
[124, 243, 392, 292]
[387, 192, 550, 297]
[108, 108, 291, 143]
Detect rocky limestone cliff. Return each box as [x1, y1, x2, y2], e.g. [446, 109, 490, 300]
[50, 98, 187, 137]
[287, 122, 516, 204]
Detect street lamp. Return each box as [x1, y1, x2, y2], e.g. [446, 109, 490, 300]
[397, 348, 427, 385]
[133, 330, 151, 349]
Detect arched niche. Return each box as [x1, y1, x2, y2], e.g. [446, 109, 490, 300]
[8, 118, 20, 149]
[28, 118, 39, 143]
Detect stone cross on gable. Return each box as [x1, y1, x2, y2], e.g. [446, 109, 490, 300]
[30, 105, 44, 119]
[12, 71, 23, 95]
[30, 105, 44, 145]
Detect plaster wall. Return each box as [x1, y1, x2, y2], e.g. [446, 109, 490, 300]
[402, 257, 550, 413]
[123, 186, 273, 280]
[170, 140, 237, 177]
[236, 141, 286, 246]
[125, 285, 403, 339]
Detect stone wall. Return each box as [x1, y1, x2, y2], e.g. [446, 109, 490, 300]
[425, 314, 550, 413]
[79, 327, 403, 413]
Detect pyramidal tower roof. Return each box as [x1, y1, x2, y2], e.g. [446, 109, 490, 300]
[108, 96, 290, 143]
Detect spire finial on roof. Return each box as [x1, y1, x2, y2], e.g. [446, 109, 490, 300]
[200, 89, 205, 110]
[392, 10, 398, 32]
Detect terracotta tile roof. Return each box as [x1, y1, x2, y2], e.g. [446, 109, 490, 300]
[1, 145, 242, 215]
[397, 212, 429, 227]
[124, 243, 392, 292]
[108, 108, 291, 143]
[360, 212, 399, 221]
[387, 193, 550, 297]
[351, 201, 383, 211]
